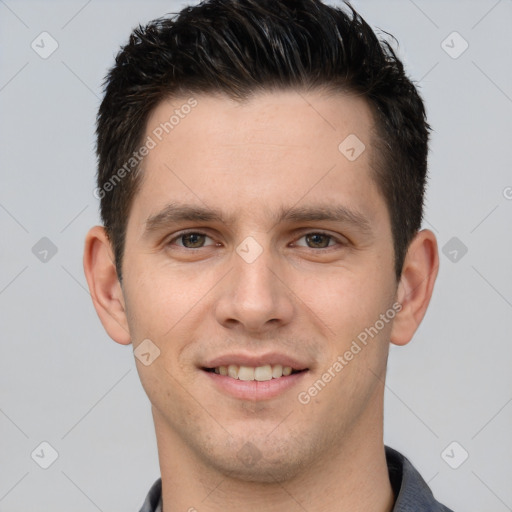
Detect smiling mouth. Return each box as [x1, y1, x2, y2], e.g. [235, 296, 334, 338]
[203, 364, 307, 381]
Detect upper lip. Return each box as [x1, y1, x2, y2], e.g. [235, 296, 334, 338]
[202, 352, 309, 371]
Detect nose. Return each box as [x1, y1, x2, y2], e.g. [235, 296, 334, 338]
[214, 243, 295, 334]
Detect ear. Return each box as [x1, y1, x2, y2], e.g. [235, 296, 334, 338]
[83, 226, 131, 345]
[390, 229, 439, 346]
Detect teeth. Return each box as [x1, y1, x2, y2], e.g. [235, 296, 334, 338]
[238, 366, 255, 381]
[254, 365, 272, 381]
[228, 364, 238, 379]
[272, 364, 283, 378]
[212, 364, 296, 381]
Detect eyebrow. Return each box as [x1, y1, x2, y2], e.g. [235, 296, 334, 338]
[277, 204, 373, 235]
[144, 203, 228, 235]
[144, 202, 373, 236]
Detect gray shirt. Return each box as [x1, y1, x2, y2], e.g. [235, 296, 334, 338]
[139, 446, 454, 511]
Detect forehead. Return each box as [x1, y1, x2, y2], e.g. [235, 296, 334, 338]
[133, 89, 384, 227]
[145, 89, 375, 159]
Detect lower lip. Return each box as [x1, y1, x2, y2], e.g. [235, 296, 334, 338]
[202, 370, 308, 400]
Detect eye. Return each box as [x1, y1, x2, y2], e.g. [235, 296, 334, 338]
[294, 232, 338, 249]
[170, 232, 215, 249]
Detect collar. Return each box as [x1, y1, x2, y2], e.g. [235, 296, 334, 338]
[139, 446, 454, 511]
[385, 446, 453, 511]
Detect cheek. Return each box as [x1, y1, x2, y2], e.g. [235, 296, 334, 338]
[122, 260, 220, 389]
[124, 267, 204, 408]
[297, 264, 393, 342]
[123, 261, 206, 340]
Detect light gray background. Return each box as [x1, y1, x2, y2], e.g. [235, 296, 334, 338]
[1, 0, 511, 511]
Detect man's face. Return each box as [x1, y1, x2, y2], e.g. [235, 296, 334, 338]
[121, 90, 398, 481]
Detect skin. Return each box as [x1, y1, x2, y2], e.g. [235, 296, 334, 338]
[84, 90, 438, 511]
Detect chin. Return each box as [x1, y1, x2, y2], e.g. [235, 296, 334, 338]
[215, 455, 303, 484]
[202, 435, 313, 484]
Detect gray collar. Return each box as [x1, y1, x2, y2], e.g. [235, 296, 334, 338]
[139, 446, 454, 511]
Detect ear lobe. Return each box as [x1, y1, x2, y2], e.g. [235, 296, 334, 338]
[390, 229, 439, 346]
[83, 226, 131, 345]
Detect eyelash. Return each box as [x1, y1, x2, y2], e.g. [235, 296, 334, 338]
[167, 230, 345, 250]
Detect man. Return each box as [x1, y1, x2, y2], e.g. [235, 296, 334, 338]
[83, 0, 451, 510]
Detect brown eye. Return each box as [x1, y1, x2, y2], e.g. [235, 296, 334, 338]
[175, 233, 211, 248]
[304, 233, 333, 248]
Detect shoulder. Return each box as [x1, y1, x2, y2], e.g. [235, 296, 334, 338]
[386, 446, 454, 512]
[138, 478, 162, 512]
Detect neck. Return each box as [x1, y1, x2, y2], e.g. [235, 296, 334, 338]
[153, 407, 394, 512]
